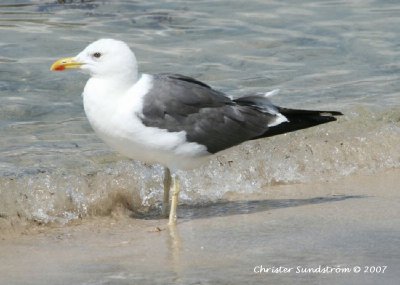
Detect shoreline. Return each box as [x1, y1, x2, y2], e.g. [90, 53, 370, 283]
[0, 169, 399, 284]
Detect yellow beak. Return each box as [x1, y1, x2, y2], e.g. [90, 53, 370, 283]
[50, 57, 83, 71]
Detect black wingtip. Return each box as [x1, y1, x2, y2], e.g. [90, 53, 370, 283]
[258, 107, 342, 139]
[277, 107, 343, 117]
[320, 110, 343, 116]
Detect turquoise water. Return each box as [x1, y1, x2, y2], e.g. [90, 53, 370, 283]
[0, 1, 399, 223]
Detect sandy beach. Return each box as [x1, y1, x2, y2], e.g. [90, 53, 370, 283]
[1, 169, 399, 285]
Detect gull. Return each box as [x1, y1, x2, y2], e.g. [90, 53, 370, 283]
[50, 39, 342, 225]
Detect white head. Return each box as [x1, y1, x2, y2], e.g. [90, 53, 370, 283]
[51, 39, 138, 82]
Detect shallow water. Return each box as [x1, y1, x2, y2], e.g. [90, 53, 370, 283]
[0, 0, 400, 224]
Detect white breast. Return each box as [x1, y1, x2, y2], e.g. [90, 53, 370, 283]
[82, 74, 210, 170]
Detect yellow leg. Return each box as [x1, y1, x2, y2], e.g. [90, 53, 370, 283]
[168, 175, 180, 226]
[162, 167, 171, 217]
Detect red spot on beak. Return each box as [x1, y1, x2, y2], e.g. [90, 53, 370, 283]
[54, 65, 65, 71]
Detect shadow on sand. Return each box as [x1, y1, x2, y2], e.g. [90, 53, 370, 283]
[134, 195, 365, 220]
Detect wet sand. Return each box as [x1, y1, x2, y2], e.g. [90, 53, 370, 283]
[0, 170, 399, 285]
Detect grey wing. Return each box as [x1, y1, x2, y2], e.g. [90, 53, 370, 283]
[140, 74, 275, 153]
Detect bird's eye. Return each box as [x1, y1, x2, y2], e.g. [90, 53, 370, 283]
[93, 52, 102, 58]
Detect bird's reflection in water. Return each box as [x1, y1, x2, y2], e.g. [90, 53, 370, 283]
[166, 225, 183, 282]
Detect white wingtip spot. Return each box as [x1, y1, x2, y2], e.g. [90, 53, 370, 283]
[268, 113, 288, 127]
